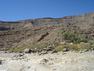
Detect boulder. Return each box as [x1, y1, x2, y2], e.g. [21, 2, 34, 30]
[24, 48, 32, 53]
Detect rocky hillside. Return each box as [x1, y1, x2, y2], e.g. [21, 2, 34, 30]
[0, 13, 94, 52]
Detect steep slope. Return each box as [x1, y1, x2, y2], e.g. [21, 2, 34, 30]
[0, 13, 94, 52]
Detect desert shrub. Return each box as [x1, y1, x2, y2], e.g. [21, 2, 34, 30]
[55, 42, 91, 52]
[88, 40, 94, 50]
[62, 31, 87, 43]
[8, 47, 26, 52]
[77, 42, 91, 51]
[31, 42, 49, 49]
[55, 43, 79, 52]
[55, 44, 69, 52]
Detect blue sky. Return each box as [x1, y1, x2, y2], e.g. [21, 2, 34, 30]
[0, 0, 94, 21]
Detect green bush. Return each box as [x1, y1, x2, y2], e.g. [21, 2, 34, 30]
[62, 31, 87, 43]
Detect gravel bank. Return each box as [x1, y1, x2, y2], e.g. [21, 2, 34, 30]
[0, 51, 94, 71]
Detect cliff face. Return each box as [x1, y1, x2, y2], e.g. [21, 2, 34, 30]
[0, 13, 94, 52]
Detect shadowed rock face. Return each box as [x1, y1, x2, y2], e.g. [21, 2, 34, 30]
[0, 13, 94, 51]
[0, 27, 11, 31]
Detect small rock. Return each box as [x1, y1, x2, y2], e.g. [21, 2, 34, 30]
[63, 48, 69, 52]
[19, 53, 24, 57]
[40, 59, 49, 64]
[0, 60, 2, 65]
[51, 50, 57, 53]
[24, 48, 32, 53]
[39, 51, 47, 55]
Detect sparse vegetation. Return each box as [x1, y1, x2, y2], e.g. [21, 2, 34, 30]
[0, 13, 94, 52]
[31, 42, 49, 49]
[55, 42, 93, 52]
[8, 47, 26, 52]
[62, 31, 88, 43]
